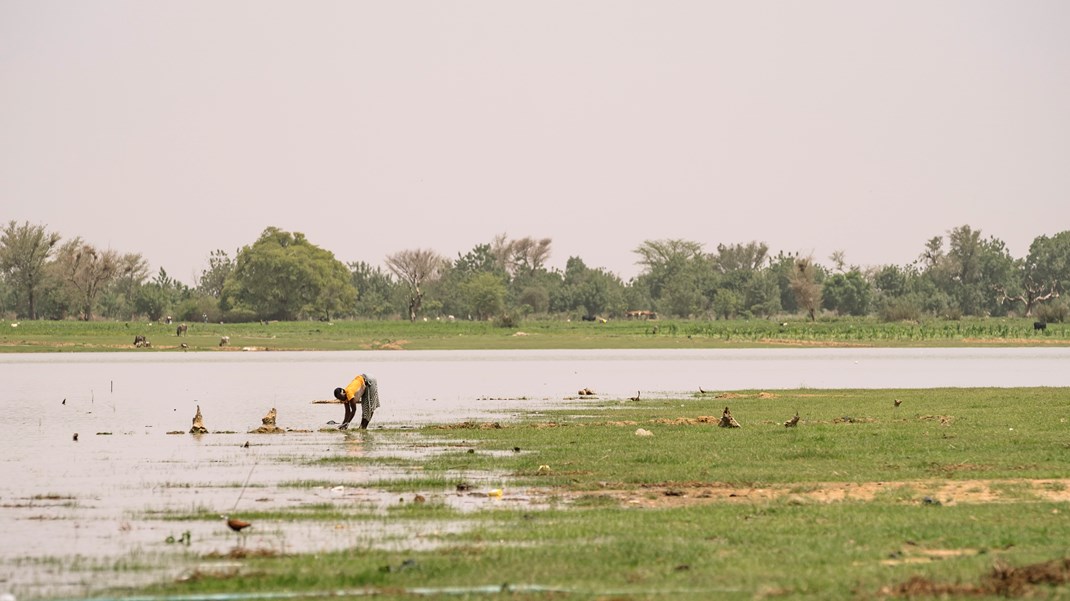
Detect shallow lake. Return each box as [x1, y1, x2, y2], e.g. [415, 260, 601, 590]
[2, 348, 1069, 599]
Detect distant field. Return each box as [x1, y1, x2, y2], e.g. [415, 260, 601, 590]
[0, 316, 1066, 352]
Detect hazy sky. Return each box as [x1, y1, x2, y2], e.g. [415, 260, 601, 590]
[3, 1, 1069, 285]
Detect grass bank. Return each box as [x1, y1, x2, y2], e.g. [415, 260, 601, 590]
[1, 316, 1067, 352]
[128, 387, 1070, 600]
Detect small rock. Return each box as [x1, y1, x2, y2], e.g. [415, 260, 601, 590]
[635, 428, 654, 437]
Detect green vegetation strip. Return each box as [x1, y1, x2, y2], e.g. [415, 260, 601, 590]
[1, 317, 1067, 352]
[117, 387, 1070, 601]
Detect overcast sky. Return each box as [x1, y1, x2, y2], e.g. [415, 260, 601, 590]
[3, 1, 1068, 285]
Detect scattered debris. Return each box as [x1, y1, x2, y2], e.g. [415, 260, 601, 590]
[381, 558, 418, 573]
[719, 406, 741, 428]
[190, 405, 208, 434]
[252, 407, 284, 433]
[880, 557, 1070, 598]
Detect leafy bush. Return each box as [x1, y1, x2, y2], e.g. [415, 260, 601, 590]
[1035, 300, 1068, 323]
[878, 297, 921, 322]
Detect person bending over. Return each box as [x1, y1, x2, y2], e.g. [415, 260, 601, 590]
[333, 374, 380, 430]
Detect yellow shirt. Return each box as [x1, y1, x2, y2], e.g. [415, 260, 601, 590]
[342, 375, 365, 402]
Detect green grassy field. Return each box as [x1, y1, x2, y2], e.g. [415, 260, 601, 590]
[133, 387, 1070, 600]
[1, 316, 1066, 352]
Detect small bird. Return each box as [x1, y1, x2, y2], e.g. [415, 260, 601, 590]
[784, 412, 800, 428]
[62, 398, 66, 405]
[629, 391, 641, 402]
[894, 399, 903, 408]
[73, 433, 78, 441]
[699, 387, 707, 394]
[224, 516, 252, 532]
[242, 441, 250, 448]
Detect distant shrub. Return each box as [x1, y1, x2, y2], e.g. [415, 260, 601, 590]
[1035, 300, 1068, 324]
[494, 311, 522, 328]
[879, 297, 921, 323]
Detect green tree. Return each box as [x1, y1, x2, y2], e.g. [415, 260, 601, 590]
[460, 272, 507, 320]
[924, 225, 1016, 316]
[822, 269, 872, 316]
[632, 239, 711, 317]
[0, 221, 61, 319]
[712, 289, 743, 320]
[197, 250, 234, 299]
[101, 251, 150, 318]
[552, 257, 625, 319]
[999, 231, 1070, 316]
[711, 242, 780, 318]
[224, 227, 356, 321]
[349, 261, 399, 319]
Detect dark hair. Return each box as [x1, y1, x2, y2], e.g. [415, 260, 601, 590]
[333, 387, 345, 401]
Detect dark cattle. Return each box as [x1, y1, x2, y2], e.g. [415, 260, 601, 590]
[581, 315, 597, 322]
[1034, 321, 1047, 331]
[176, 323, 188, 336]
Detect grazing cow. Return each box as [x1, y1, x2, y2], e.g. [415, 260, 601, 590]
[581, 315, 596, 322]
[219, 335, 230, 347]
[1034, 321, 1047, 331]
[176, 323, 188, 336]
[133, 335, 148, 348]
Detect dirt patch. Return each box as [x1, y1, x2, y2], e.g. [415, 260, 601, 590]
[433, 421, 506, 430]
[879, 557, 1070, 598]
[652, 416, 719, 425]
[565, 479, 1070, 509]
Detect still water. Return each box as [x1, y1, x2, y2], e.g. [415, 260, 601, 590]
[1, 348, 1068, 599]
[4, 347, 1069, 430]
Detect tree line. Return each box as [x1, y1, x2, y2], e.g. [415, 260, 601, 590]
[1, 221, 1068, 324]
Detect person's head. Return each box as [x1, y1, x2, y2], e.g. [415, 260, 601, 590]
[333, 387, 346, 401]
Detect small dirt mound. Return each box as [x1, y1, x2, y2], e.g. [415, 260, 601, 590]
[880, 558, 1070, 598]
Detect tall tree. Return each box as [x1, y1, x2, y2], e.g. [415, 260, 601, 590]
[711, 241, 769, 273]
[633, 239, 711, 316]
[0, 221, 61, 319]
[349, 261, 398, 319]
[197, 250, 234, 299]
[385, 248, 447, 322]
[225, 227, 355, 320]
[459, 272, 507, 320]
[790, 256, 823, 321]
[552, 257, 625, 318]
[54, 238, 123, 321]
[490, 234, 552, 278]
[822, 269, 872, 316]
[924, 225, 1016, 316]
[999, 231, 1070, 316]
